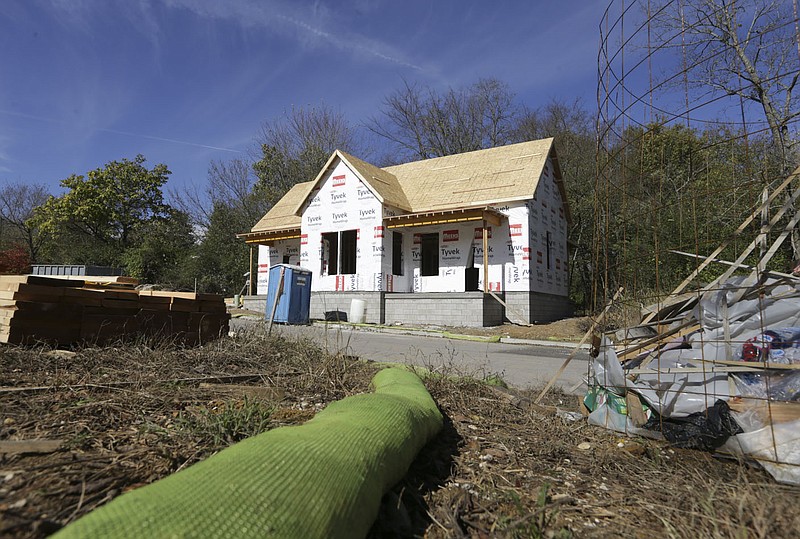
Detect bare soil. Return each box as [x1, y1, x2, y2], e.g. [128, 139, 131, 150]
[1, 329, 798, 538]
[444, 317, 592, 342]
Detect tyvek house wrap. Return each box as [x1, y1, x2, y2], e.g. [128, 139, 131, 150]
[255, 150, 569, 296]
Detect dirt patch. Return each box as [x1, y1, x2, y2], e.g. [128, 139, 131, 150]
[444, 317, 592, 342]
[1, 331, 798, 538]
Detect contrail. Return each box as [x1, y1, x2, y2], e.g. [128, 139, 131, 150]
[0, 109, 242, 153]
[98, 127, 242, 153]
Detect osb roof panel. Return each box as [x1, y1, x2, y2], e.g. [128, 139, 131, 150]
[339, 151, 412, 211]
[249, 181, 312, 233]
[383, 138, 555, 212]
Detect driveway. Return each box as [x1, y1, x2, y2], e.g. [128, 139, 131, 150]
[233, 318, 591, 395]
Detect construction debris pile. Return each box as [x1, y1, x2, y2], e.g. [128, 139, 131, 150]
[586, 274, 800, 485]
[583, 166, 800, 485]
[0, 275, 229, 346]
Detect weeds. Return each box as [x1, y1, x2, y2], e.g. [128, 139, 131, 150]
[176, 397, 275, 447]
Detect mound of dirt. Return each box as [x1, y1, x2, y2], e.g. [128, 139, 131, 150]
[445, 316, 592, 342]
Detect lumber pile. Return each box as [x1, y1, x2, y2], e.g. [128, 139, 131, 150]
[0, 275, 229, 346]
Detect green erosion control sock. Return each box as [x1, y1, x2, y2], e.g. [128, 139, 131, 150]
[54, 367, 443, 539]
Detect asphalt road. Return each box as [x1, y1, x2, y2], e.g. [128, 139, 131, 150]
[232, 319, 591, 394]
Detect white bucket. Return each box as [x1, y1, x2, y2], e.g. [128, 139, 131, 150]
[350, 299, 366, 324]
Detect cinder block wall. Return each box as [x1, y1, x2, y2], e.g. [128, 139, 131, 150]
[310, 291, 385, 324]
[385, 292, 503, 327]
[505, 292, 572, 324]
[242, 295, 267, 315]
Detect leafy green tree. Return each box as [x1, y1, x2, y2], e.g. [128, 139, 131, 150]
[598, 122, 777, 301]
[33, 155, 171, 266]
[195, 202, 254, 294]
[121, 208, 197, 287]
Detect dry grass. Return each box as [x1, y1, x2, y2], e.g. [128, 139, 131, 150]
[1, 329, 799, 538]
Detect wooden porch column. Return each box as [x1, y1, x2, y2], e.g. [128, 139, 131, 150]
[482, 219, 489, 293]
[248, 246, 254, 295]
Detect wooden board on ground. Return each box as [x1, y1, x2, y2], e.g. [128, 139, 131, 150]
[0, 439, 64, 455]
[198, 383, 285, 401]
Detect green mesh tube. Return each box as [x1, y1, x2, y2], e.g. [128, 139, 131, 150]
[54, 367, 442, 539]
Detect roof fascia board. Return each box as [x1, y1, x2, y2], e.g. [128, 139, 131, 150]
[290, 151, 341, 215]
[237, 228, 302, 245]
[547, 144, 573, 224]
[384, 207, 504, 229]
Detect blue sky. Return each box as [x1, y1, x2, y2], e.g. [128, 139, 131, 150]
[0, 0, 606, 195]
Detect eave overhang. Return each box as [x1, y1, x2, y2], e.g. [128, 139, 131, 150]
[384, 207, 505, 229]
[236, 228, 302, 245]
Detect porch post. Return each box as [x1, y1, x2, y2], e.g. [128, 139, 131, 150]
[482, 219, 489, 293]
[248, 246, 254, 295]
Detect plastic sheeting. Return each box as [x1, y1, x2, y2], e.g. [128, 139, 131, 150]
[589, 276, 800, 484]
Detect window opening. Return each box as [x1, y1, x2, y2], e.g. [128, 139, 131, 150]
[420, 233, 439, 276]
[340, 229, 357, 274]
[392, 232, 403, 276]
[321, 232, 338, 275]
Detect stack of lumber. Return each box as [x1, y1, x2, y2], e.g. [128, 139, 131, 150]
[0, 275, 229, 346]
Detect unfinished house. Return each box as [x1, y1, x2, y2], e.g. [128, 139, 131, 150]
[238, 138, 572, 326]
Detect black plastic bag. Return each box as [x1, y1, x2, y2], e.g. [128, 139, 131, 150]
[644, 399, 743, 451]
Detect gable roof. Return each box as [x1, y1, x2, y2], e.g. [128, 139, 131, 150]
[384, 138, 556, 212]
[292, 150, 412, 214]
[247, 181, 312, 233]
[338, 151, 412, 211]
[246, 138, 570, 237]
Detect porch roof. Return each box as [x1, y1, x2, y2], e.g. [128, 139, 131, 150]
[384, 206, 505, 229]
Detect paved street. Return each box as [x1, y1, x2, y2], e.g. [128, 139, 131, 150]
[233, 319, 591, 394]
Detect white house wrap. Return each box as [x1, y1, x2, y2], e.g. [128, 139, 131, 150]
[239, 139, 572, 326]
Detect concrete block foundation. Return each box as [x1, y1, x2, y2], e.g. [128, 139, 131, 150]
[243, 290, 572, 327]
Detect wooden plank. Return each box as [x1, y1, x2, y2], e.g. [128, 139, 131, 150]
[0, 439, 64, 455]
[695, 358, 800, 370]
[2, 318, 82, 329]
[0, 284, 67, 297]
[728, 398, 800, 424]
[642, 168, 798, 324]
[487, 290, 531, 326]
[198, 383, 285, 401]
[628, 366, 766, 374]
[199, 300, 228, 313]
[534, 287, 624, 404]
[58, 275, 138, 285]
[616, 321, 701, 363]
[727, 208, 800, 305]
[626, 392, 648, 427]
[101, 298, 141, 309]
[0, 275, 83, 288]
[169, 297, 201, 312]
[703, 183, 800, 296]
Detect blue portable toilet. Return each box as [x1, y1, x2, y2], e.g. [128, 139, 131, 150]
[265, 264, 313, 324]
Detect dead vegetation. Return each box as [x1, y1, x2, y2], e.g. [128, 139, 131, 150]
[1, 330, 799, 538]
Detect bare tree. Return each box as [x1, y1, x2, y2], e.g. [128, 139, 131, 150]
[172, 158, 264, 230]
[0, 181, 50, 262]
[651, 0, 800, 254]
[253, 104, 364, 205]
[367, 78, 520, 162]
